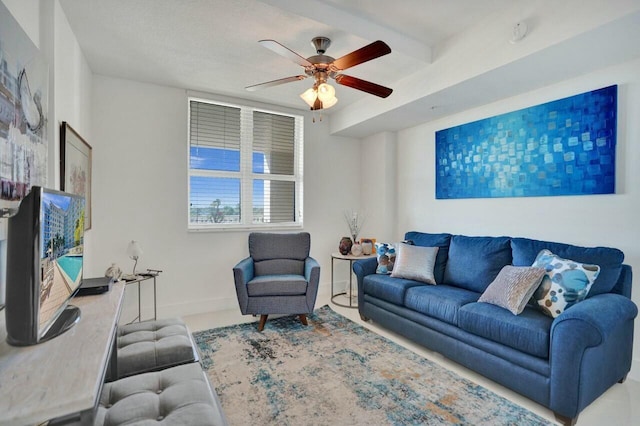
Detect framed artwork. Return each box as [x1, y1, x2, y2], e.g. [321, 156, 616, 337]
[60, 122, 92, 230]
[0, 1, 49, 203]
[435, 85, 617, 199]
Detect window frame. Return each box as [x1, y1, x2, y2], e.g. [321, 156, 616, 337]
[187, 97, 304, 232]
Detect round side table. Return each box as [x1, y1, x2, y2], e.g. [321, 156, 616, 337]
[331, 252, 376, 308]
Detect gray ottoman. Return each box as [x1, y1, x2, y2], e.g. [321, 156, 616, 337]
[95, 362, 227, 425]
[117, 318, 197, 379]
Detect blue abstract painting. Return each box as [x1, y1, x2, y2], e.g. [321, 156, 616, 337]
[435, 85, 617, 199]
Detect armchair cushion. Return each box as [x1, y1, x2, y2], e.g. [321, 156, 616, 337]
[249, 232, 310, 277]
[247, 275, 308, 296]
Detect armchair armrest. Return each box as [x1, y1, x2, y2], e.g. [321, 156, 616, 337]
[232, 257, 254, 314]
[549, 293, 638, 418]
[305, 257, 321, 311]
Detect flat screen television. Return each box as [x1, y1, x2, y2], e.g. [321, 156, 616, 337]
[5, 186, 85, 346]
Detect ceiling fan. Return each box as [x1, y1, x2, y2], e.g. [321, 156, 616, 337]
[246, 36, 393, 110]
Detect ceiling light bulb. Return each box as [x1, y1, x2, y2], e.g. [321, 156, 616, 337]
[317, 83, 335, 102]
[322, 96, 338, 109]
[300, 88, 317, 108]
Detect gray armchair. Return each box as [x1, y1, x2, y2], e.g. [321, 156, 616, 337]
[233, 232, 320, 331]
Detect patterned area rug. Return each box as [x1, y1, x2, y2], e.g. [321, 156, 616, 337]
[193, 305, 551, 425]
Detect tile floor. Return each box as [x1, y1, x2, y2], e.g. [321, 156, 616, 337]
[183, 293, 640, 426]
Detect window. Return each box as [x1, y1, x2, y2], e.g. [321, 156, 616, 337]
[188, 98, 304, 230]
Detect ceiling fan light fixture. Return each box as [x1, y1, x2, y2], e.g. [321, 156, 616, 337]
[321, 95, 338, 109]
[300, 88, 317, 108]
[316, 83, 335, 102]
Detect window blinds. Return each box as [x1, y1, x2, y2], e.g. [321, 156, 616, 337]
[188, 99, 302, 228]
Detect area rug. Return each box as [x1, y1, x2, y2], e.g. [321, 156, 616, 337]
[193, 305, 552, 425]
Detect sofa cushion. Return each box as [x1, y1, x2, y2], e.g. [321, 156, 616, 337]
[478, 266, 546, 315]
[391, 244, 438, 284]
[404, 232, 452, 284]
[362, 274, 424, 306]
[443, 235, 512, 293]
[530, 250, 600, 318]
[404, 285, 480, 325]
[511, 237, 624, 296]
[247, 275, 308, 296]
[459, 302, 553, 359]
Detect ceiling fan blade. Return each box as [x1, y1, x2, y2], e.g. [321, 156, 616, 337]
[334, 74, 393, 98]
[259, 39, 313, 67]
[331, 40, 391, 71]
[246, 75, 307, 91]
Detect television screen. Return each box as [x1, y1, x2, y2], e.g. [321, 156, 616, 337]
[5, 186, 84, 346]
[38, 189, 85, 335]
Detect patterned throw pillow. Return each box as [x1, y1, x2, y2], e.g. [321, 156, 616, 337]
[375, 242, 396, 274]
[478, 266, 546, 315]
[531, 249, 600, 318]
[391, 244, 439, 284]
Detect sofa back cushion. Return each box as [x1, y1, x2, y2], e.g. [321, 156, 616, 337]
[443, 235, 512, 293]
[404, 232, 451, 284]
[510, 237, 624, 297]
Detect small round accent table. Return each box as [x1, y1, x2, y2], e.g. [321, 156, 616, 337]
[331, 252, 376, 308]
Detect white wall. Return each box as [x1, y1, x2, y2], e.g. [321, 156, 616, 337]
[87, 75, 362, 320]
[0, 0, 92, 305]
[360, 132, 397, 242]
[377, 58, 640, 379]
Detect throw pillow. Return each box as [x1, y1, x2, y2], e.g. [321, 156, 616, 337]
[375, 242, 396, 274]
[391, 244, 439, 284]
[531, 249, 600, 318]
[478, 266, 546, 315]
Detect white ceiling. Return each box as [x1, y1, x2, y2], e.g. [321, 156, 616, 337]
[58, 0, 518, 110]
[59, 0, 640, 137]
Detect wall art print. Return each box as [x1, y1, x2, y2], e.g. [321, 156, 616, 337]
[435, 85, 617, 199]
[0, 2, 49, 203]
[60, 122, 92, 230]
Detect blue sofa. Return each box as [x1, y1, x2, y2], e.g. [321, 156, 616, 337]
[353, 232, 637, 426]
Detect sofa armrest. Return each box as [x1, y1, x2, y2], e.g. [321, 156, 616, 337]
[353, 257, 377, 279]
[549, 293, 638, 418]
[353, 257, 378, 309]
[232, 257, 254, 314]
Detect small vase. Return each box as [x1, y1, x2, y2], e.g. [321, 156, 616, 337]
[361, 239, 373, 255]
[351, 242, 363, 256]
[339, 237, 353, 255]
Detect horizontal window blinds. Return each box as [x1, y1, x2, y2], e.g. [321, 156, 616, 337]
[188, 98, 303, 229]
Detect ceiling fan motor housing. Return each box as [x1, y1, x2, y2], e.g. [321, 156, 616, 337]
[311, 36, 331, 54]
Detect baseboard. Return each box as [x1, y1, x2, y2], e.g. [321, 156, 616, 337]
[154, 285, 335, 320]
[159, 296, 239, 319]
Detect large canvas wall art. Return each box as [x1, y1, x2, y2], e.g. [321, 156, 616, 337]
[435, 85, 617, 199]
[0, 2, 49, 203]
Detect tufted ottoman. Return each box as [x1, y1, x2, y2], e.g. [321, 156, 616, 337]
[95, 362, 227, 425]
[116, 318, 197, 379]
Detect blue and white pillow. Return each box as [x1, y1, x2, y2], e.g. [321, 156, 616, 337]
[375, 242, 396, 274]
[531, 249, 600, 318]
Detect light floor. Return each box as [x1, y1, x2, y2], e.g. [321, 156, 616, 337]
[183, 293, 640, 426]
